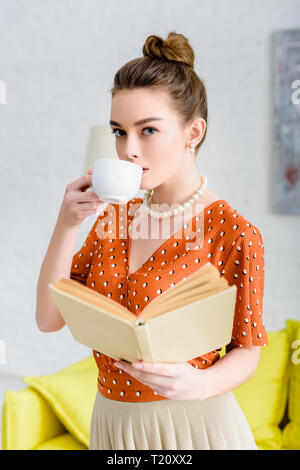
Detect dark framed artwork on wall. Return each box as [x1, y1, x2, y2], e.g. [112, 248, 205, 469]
[273, 28, 300, 214]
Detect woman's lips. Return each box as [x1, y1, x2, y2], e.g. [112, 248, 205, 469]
[142, 168, 149, 174]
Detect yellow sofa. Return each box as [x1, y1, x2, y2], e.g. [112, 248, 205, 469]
[2, 319, 300, 450]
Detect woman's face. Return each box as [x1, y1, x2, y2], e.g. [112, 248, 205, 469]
[110, 88, 191, 191]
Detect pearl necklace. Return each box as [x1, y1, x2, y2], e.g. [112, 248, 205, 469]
[141, 173, 208, 219]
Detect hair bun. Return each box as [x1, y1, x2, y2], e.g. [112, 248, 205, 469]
[142, 31, 195, 69]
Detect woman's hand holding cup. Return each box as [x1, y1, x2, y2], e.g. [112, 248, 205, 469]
[57, 167, 108, 229]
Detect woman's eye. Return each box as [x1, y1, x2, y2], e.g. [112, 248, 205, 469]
[111, 127, 157, 138]
[143, 127, 157, 135]
[111, 129, 124, 137]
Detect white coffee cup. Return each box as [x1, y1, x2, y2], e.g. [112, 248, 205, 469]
[89, 159, 143, 211]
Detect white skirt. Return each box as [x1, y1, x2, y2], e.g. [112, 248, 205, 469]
[89, 390, 257, 450]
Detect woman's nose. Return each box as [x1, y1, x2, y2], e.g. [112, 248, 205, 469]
[122, 137, 141, 159]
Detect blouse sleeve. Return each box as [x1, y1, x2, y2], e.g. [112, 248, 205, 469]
[221, 224, 268, 353]
[70, 212, 107, 286]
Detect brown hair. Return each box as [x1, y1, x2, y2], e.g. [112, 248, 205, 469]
[110, 31, 208, 155]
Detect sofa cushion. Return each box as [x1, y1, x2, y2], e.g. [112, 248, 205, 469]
[282, 320, 300, 450]
[233, 330, 289, 450]
[2, 387, 65, 450]
[34, 432, 87, 450]
[23, 355, 98, 448]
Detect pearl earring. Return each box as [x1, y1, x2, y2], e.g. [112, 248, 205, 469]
[190, 143, 195, 154]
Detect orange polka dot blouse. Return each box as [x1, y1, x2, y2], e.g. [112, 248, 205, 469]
[70, 197, 268, 402]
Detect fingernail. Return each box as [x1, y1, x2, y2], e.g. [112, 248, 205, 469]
[114, 362, 121, 367]
[132, 363, 142, 368]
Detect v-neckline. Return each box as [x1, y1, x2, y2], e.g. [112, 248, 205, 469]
[126, 199, 227, 279]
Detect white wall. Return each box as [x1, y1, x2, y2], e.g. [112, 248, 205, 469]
[0, 0, 299, 378]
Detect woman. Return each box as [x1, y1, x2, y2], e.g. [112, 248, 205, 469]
[36, 31, 268, 450]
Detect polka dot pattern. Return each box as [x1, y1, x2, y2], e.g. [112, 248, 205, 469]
[70, 198, 268, 402]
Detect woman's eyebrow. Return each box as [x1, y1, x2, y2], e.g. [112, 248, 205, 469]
[109, 117, 163, 127]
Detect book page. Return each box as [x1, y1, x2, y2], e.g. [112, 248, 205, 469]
[54, 262, 228, 325]
[56, 278, 137, 323]
[140, 263, 228, 319]
[140, 278, 229, 321]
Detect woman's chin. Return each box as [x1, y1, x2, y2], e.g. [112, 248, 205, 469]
[139, 182, 152, 191]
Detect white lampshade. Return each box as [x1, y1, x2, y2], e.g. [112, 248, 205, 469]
[83, 125, 118, 174]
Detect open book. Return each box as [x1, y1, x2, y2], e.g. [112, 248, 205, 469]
[48, 262, 237, 363]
